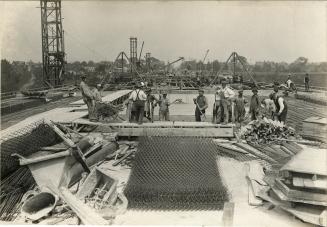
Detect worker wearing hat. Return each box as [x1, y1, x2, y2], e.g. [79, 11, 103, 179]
[212, 86, 222, 123]
[217, 79, 235, 124]
[234, 89, 247, 124]
[128, 82, 147, 124]
[270, 88, 288, 124]
[145, 87, 159, 122]
[304, 73, 310, 92]
[249, 87, 260, 120]
[158, 90, 170, 121]
[80, 74, 97, 122]
[193, 88, 208, 122]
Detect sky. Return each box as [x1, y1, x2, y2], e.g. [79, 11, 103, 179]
[0, 1, 326, 64]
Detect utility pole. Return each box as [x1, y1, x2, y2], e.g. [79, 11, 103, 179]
[40, 0, 65, 87]
[145, 53, 151, 72]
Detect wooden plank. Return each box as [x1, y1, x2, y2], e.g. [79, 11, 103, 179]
[70, 90, 132, 106]
[280, 205, 327, 227]
[280, 147, 327, 176]
[235, 143, 277, 163]
[275, 179, 327, 206]
[69, 118, 234, 129]
[116, 127, 234, 137]
[222, 202, 234, 227]
[293, 177, 327, 191]
[59, 187, 109, 225]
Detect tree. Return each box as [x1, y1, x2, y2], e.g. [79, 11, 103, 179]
[289, 57, 308, 72]
[1, 59, 32, 92]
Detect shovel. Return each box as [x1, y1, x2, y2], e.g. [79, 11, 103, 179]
[195, 102, 206, 121]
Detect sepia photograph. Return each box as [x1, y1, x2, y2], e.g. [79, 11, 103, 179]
[0, 0, 326, 226]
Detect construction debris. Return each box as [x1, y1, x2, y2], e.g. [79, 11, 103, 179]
[246, 146, 327, 226]
[21, 191, 58, 221]
[0, 167, 36, 221]
[240, 118, 296, 144]
[96, 102, 124, 121]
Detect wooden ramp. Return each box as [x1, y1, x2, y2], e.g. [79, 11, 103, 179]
[70, 90, 132, 106]
[63, 119, 235, 138]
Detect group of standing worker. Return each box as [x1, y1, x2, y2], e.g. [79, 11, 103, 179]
[80, 75, 294, 125]
[197, 78, 288, 125]
[126, 82, 171, 124]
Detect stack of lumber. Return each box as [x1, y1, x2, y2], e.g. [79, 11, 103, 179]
[213, 139, 303, 167]
[265, 147, 327, 226]
[302, 117, 327, 143]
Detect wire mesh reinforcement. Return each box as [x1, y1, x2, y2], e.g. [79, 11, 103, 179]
[124, 137, 229, 210]
[0, 119, 61, 179]
[0, 167, 35, 221]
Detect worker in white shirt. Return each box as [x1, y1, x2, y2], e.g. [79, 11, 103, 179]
[269, 89, 288, 124]
[286, 75, 292, 89]
[285, 74, 297, 94]
[218, 79, 235, 124]
[260, 98, 275, 119]
[128, 82, 147, 124]
[80, 75, 97, 122]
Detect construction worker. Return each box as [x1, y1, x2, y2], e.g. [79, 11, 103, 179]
[234, 89, 247, 124]
[260, 98, 275, 119]
[80, 75, 97, 122]
[286, 75, 292, 89]
[145, 88, 158, 122]
[218, 79, 235, 124]
[285, 75, 297, 94]
[304, 73, 310, 92]
[249, 87, 260, 121]
[158, 91, 170, 121]
[92, 84, 103, 120]
[212, 86, 222, 124]
[128, 82, 147, 124]
[92, 84, 102, 102]
[125, 85, 136, 122]
[193, 89, 208, 122]
[270, 89, 288, 124]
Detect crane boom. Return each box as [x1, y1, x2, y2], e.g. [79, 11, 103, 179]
[203, 49, 209, 63]
[167, 57, 184, 67]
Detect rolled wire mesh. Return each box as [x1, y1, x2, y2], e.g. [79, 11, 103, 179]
[124, 137, 229, 210]
[0, 119, 62, 178]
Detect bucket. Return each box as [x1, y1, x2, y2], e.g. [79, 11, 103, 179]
[21, 192, 58, 221]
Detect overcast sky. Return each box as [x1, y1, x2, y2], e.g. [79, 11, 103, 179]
[1, 1, 326, 63]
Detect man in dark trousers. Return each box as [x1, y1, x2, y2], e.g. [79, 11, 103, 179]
[249, 87, 260, 120]
[193, 89, 208, 122]
[270, 89, 288, 124]
[304, 73, 310, 92]
[128, 82, 147, 124]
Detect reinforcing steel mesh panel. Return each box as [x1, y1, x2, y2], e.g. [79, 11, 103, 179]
[124, 137, 229, 210]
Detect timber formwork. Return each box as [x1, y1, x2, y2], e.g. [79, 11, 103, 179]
[66, 120, 235, 137]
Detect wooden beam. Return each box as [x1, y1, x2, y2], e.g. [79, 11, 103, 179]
[222, 202, 235, 227]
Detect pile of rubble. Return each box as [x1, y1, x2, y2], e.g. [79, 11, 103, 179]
[0, 119, 136, 224]
[240, 118, 296, 144]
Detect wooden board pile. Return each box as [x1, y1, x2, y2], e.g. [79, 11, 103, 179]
[213, 139, 302, 167]
[240, 118, 296, 144]
[244, 147, 327, 226]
